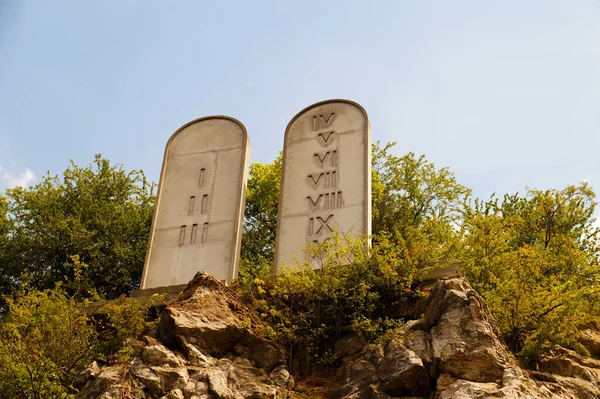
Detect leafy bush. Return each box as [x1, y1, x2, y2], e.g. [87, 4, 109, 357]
[461, 184, 600, 363]
[0, 288, 97, 399]
[0, 155, 155, 301]
[240, 233, 425, 375]
[94, 294, 165, 362]
[0, 275, 163, 398]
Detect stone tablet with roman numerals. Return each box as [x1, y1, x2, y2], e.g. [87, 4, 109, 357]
[275, 99, 371, 272]
[140, 116, 250, 288]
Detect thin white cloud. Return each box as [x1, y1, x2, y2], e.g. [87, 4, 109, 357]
[1, 167, 37, 188]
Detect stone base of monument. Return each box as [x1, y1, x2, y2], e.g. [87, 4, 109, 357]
[84, 284, 187, 314]
[129, 284, 188, 305]
[417, 261, 460, 289]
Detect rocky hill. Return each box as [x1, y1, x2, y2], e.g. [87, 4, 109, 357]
[76, 273, 600, 398]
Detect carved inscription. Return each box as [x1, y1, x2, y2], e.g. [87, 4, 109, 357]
[312, 113, 336, 130]
[189, 196, 196, 215]
[191, 223, 198, 244]
[198, 168, 206, 187]
[201, 194, 209, 214]
[307, 191, 342, 210]
[180, 167, 211, 246]
[307, 170, 337, 189]
[308, 214, 335, 236]
[314, 151, 337, 167]
[202, 222, 209, 243]
[318, 131, 335, 147]
[307, 113, 342, 242]
[179, 225, 186, 247]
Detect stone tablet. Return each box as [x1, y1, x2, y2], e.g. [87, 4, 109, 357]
[140, 116, 249, 288]
[274, 99, 371, 273]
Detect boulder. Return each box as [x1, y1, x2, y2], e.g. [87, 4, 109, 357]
[405, 278, 514, 382]
[142, 341, 186, 367]
[334, 333, 368, 359]
[579, 325, 600, 358]
[74, 361, 101, 389]
[76, 273, 600, 399]
[377, 339, 429, 396]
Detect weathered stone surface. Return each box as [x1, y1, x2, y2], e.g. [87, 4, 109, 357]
[579, 324, 600, 358]
[74, 361, 101, 389]
[437, 379, 500, 399]
[77, 273, 600, 399]
[269, 365, 293, 389]
[183, 342, 215, 367]
[377, 339, 429, 396]
[405, 278, 515, 382]
[77, 366, 146, 399]
[238, 332, 285, 371]
[332, 339, 428, 398]
[129, 357, 162, 395]
[142, 342, 186, 367]
[206, 369, 232, 398]
[275, 99, 371, 272]
[141, 116, 250, 288]
[157, 274, 246, 353]
[78, 273, 289, 399]
[160, 388, 184, 399]
[539, 346, 600, 384]
[334, 333, 368, 359]
[334, 357, 380, 398]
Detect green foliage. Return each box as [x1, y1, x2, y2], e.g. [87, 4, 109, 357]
[239, 155, 282, 284]
[240, 146, 600, 366]
[372, 142, 470, 263]
[242, 234, 422, 375]
[461, 184, 600, 362]
[239, 143, 469, 282]
[96, 294, 165, 362]
[0, 146, 597, 387]
[0, 277, 162, 398]
[0, 154, 155, 300]
[0, 287, 97, 399]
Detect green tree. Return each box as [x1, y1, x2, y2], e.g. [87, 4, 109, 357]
[239, 155, 281, 284]
[372, 142, 470, 263]
[0, 287, 98, 399]
[0, 155, 155, 299]
[239, 144, 471, 283]
[245, 234, 417, 375]
[461, 183, 600, 361]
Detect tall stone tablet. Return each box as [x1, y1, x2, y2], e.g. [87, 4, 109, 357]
[275, 99, 371, 273]
[140, 116, 250, 289]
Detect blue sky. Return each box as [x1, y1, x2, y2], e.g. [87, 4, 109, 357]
[1, 1, 599, 211]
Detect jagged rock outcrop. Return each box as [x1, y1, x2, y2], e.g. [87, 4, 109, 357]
[330, 278, 600, 398]
[77, 273, 291, 399]
[77, 273, 600, 398]
[579, 323, 600, 358]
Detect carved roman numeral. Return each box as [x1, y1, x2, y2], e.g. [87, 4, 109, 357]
[202, 222, 209, 243]
[308, 214, 335, 236]
[307, 191, 342, 210]
[307, 194, 323, 210]
[307, 173, 324, 189]
[179, 222, 208, 245]
[188, 196, 196, 216]
[317, 131, 334, 147]
[313, 150, 337, 167]
[312, 113, 336, 130]
[190, 223, 198, 244]
[198, 168, 206, 187]
[324, 191, 342, 210]
[201, 194, 209, 214]
[307, 171, 336, 189]
[179, 225, 186, 246]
